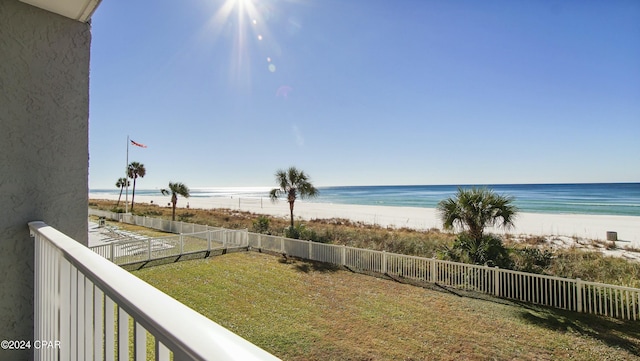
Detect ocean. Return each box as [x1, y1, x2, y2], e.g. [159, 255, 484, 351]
[90, 183, 640, 217]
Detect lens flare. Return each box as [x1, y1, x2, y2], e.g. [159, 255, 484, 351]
[205, 0, 275, 88]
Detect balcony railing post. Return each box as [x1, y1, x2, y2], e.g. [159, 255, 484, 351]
[118, 308, 129, 360]
[135, 322, 147, 360]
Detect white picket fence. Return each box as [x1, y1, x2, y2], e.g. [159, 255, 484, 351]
[248, 233, 640, 321]
[90, 208, 224, 234]
[91, 229, 248, 265]
[89, 209, 640, 321]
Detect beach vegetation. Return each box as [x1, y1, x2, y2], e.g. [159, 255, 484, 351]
[437, 187, 518, 267]
[269, 167, 319, 232]
[115, 177, 129, 206]
[178, 212, 196, 222]
[252, 216, 271, 234]
[547, 248, 640, 287]
[510, 247, 554, 274]
[89, 200, 640, 288]
[127, 161, 146, 211]
[284, 223, 331, 243]
[441, 234, 513, 268]
[437, 187, 518, 241]
[160, 181, 190, 221]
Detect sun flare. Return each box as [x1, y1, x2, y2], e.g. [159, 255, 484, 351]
[205, 0, 274, 87]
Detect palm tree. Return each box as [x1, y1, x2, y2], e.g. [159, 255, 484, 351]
[160, 182, 190, 221]
[115, 177, 129, 206]
[127, 162, 146, 211]
[269, 167, 319, 229]
[436, 187, 518, 242]
[437, 187, 518, 267]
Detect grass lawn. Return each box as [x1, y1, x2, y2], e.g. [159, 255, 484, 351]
[131, 252, 640, 361]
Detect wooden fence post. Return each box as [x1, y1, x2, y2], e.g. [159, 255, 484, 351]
[147, 239, 152, 261]
[576, 278, 583, 313]
[494, 267, 500, 297]
[341, 245, 346, 266]
[430, 259, 437, 283]
[308, 240, 313, 260]
[110, 243, 114, 262]
[207, 230, 211, 251]
[381, 251, 387, 274]
[180, 234, 184, 255]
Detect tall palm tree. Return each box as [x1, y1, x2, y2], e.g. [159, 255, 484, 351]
[127, 162, 146, 211]
[437, 187, 518, 242]
[161, 182, 190, 221]
[269, 167, 318, 229]
[115, 177, 130, 206]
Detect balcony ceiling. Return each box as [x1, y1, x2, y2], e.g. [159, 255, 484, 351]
[20, 0, 101, 22]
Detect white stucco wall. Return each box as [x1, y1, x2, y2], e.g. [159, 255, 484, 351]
[0, 1, 90, 359]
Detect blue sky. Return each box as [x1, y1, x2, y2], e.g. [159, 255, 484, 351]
[89, 0, 640, 189]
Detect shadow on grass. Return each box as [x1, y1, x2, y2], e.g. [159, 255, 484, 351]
[277, 256, 342, 274]
[120, 248, 248, 271]
[518, 305, 640, 357]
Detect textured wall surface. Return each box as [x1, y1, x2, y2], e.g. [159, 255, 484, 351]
[0, 1, 90, 359]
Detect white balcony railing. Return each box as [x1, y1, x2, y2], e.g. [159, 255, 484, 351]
[30, 221, 280, 361]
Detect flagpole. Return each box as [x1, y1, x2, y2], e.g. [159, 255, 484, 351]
[125, 135, 129, 213]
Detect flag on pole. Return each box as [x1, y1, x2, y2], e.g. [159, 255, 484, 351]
[130, 140, 147, 148]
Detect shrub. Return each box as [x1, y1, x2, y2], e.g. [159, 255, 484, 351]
[252, 216, 271, 234]
[284, 224, 331, 243]
[178, 212, 195, 222]
[512, 247, 554, 274]
[441, 233, 512, 268]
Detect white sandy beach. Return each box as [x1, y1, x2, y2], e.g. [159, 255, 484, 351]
[90, 193, 640, 247]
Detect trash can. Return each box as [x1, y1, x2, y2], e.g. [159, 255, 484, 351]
[98, 217, 106, 227]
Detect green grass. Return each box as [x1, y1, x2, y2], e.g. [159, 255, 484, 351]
[131, 252, 640, 361]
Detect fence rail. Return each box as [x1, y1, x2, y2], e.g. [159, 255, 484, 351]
[89, 209, 640, 321]
[31, 221, 279, 361]
[90, 229, 248, 266]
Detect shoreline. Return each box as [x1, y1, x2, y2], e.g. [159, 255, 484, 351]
[90, 193, 640, 246]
